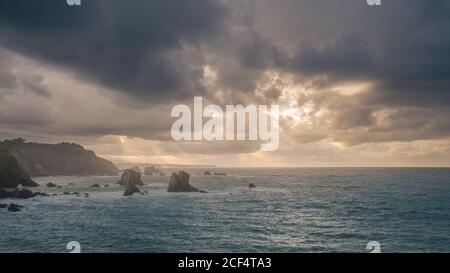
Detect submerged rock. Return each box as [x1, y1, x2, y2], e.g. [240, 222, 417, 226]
[90, 184, 101, 188]
[9, 188, 35, 199]
[47, 182, 57, 188]
[8, 203, 23, 212]
[213, 172, 227, 176]
[0, 203, 8, 208]
[248, 183, 256, 189]
[0, 150, 39, 188]
[168, 170, 204, 193]
[119, 169, 144, 186]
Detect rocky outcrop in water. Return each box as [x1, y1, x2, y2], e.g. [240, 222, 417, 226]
[203, 171, 212, 176]
[248, 183, 256, 189]
[7, 203, 23, 212]
[47, 182, 57, 188]
[0, 139, 119, 176]
[143, 166, 158, 175]
[123, 184, 140, 196]
[119, 169, 144, 186]
[168, 170, 206, 193]
[0, 150, 39, 188]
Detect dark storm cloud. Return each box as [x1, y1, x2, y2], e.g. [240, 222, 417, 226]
[288, 33, 374, 80]
[240, 0, 450, 107]
[0, 0, 227, 100]
[1, 0, 450, 150]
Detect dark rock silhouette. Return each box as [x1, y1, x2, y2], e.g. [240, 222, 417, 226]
[214, 172, 227, 176]
[123, 184, 140, 196]
[47, 182, 57, 188]
[130, 166, 141, 173]
[0, 139, 119, 176]
[248, 183, 256, 189]
[143, 166, 160, 175]
[8, 203, 23, 212]
[119, 169, 144, 186]
[34, 192, 49, 197]
[0, 150, 39, 188]
[0, 204, 7, 208]
[0, 186, 56, 200]
[168, 170, 205, 192]
[120, 169, 143, 196]
[0, 189, 8, 199]
[90, 184, 101, 188]
[203, 171, 212, 176]
[9, 188, 35, 199]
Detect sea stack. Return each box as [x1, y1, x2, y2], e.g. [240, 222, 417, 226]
[0, 150, 39, 188]
[123, 183, 140, 196]
[119, 169, 144, 186]
[168, 170, 205, 193]
[120, 169, 143, 196]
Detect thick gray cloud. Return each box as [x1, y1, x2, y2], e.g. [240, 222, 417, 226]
[0, 0, 450, 164]
[242, 0, 450, 107]
[0, 0, 227, 101]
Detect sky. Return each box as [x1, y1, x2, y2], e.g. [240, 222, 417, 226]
[0, 0, 450, 167]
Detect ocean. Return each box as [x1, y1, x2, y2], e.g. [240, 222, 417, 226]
[1, 168, 450, 253]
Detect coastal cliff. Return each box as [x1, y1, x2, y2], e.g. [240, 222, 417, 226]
[0, 150, 39, 188]
[0, 139, 119, 177]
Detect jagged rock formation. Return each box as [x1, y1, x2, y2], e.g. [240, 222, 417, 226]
[130, 166, 141, 173]
[119, 169, 143, 196]
[0, 139, 119, 176]
[123, 184, 140, 196]
[119, 169, 144, 186]
[0, 187, 46, 199]
[143, 166, 165, 176]
[168, 170, 206, 193]
[8, 203, 23, 212]
[248, 183, 256, 189]
[203, 171, 212, 176]
[0, 150, 39, 188]
[47, 182, 57, 188]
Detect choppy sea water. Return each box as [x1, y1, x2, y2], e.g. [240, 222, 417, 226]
[1, 168, 450, 253]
